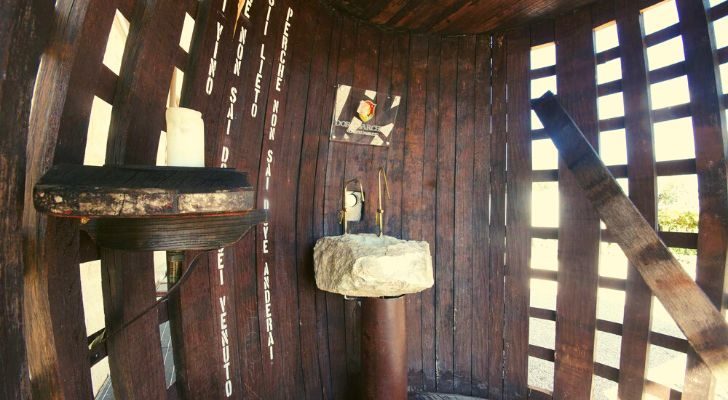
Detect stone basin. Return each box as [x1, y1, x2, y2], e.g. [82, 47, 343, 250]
[313, 233, 434, 298]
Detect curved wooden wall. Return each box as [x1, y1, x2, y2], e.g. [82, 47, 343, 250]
[2, 0, 726, 399]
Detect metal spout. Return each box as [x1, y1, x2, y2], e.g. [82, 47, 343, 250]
[341, 178, 364, 234]
[376, 168, 390, 237]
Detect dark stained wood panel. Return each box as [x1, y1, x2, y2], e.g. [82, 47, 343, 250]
[420, 34, 442, 393]
[487, 32, 508, 400]
[503, 27, 531, 400]
[1, 1, 52, 396]
[402, 33, 428, 392]
[323, 19, 356, 400]
[453, 34, 476, 394]
[294, 4, 335, 399]
[323, 0, 600, 34]
[310, 12, 345, 400]
[435, 35, 458, 394]
[22, 0, 113, 398]
[471, 33, 492, 398]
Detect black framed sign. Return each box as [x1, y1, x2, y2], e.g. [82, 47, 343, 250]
[329, 84, 401, 147]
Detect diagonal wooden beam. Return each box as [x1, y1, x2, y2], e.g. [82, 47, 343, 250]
[531, 91, 728, 383]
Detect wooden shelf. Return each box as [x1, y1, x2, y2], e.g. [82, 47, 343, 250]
[33, 164, 266, 250]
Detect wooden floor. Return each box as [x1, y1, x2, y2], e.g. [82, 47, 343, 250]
[409, 393, 485, 400]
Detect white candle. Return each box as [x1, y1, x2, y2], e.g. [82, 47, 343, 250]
[165, 107, 205, 167]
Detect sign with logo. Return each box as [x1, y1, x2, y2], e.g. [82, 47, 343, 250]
[330, 84, 401, 147]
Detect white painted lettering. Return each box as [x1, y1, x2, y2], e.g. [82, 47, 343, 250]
[234, 27, 247, 76]
[205, 21, 225, 95]
[251, 44, 266, 117]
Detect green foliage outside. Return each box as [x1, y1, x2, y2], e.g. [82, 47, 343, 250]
[658, 179, 698, 256]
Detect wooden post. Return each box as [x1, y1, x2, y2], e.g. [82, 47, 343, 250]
[401, 33, 428, 392]
[532, 91, 728, 384]
[360, 297, 407, 400]
[454, 34, 476, 394]
[503, 27, 531, 400]
[488, 32, 507, 400]
[421, 34, 441, 393]
[676, 0, 728, 398]
[614, 0, 659, 397]
[23, 0, 116, 398]
[0, 0, 52, 398]
[471, 33, 493, 398]
[435, 35, 458, 393]
[553, 9, 600, 399]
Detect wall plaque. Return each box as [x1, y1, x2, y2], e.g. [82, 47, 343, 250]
[330, 84, 401, 147]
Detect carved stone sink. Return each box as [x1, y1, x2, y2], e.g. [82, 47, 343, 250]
[313, 234, 434, 298]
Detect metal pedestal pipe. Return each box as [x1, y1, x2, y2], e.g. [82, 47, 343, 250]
[360, 296, 407, 400]
[166, 250, 187, 386]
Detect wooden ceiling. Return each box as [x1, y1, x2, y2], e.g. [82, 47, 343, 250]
[322, 0, 601, 33]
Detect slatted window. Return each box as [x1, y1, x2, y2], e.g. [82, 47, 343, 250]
[84, 96, 113, 166]
[102, 10, 130, 76]
[179, 12, 195, 53]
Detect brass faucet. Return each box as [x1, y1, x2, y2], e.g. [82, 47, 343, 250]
[376, 168, 390, 237]
[341, 178, 364, 234]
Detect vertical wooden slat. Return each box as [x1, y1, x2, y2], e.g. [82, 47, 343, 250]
[1, 1, 51, 396]
[488, 32, 508, 400]
[471, 33, 493, 398]
[373, 31, 395, 238]
[421, 34, 442, 393]
[295, 3, 334, 399]
[454, 34, 476, 395]
[312, 14, 344, 399]
[347, 23, 381, 238]
[264, 0, 318, 395]
[503, 27, 531, 400]
[23, 1, 111, 398]
[323, 20, 355, 400]
[385, 28, 410, 386]
[435, 35, 458, 394]
[384, 32, 409, 248]
[553, 9, 600, 399]
[102, 1, 186, 398]
[615, 0, 658, 397]
[676, 0, 728, 398]
[402, 33, 429, 392]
